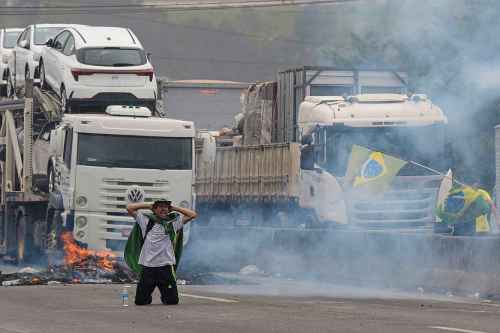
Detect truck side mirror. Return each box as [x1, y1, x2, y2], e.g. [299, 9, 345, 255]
[300, 145, 315, 170]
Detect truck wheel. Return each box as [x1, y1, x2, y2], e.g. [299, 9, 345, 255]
[0, 85, 6, 97]
[16, 209, 35, 263]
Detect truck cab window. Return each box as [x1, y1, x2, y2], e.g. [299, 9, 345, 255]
[63, 128, 73, 169]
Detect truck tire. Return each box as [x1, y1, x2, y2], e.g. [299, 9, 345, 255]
[16, 208, 35, 264]
[0, 85, 6, 97]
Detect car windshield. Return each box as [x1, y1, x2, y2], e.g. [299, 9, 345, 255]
[77, 48, 146, 67]
[3, 31, 22, 48]
[34, 27, 65, 45]
[316, 124, 447, 177]
[77, 133, 193, 170]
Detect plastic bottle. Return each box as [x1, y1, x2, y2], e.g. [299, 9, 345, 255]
[121, 286, 130, 307]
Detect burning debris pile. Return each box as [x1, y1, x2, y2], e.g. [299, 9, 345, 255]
[1, 232, 135, 286]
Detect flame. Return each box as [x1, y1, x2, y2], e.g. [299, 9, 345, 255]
[61, 232, 116, 271]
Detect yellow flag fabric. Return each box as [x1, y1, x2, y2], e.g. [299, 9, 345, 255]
[345, 145, 407, 196]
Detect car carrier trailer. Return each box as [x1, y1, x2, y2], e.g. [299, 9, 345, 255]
[0, 81, 196, 262]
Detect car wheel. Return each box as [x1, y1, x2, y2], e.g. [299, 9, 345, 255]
[60, 86, 70, 113]
[48, 165, 56, 193]
[39, 61, 47, 90]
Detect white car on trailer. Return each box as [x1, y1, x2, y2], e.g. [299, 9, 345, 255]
[0, 27, 22, 97]
[8, 24, 70, 95]
[39, 25, 157, 112]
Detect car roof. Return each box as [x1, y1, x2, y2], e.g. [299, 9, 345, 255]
[31, 23, 73, 28]
[3, 28, 24, 33]
[67, 26, 142, 48]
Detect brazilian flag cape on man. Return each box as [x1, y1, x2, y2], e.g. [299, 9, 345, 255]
[124, 212, 184, 274]
[345, 145, 407, 196]
[436, 185, 492, 232]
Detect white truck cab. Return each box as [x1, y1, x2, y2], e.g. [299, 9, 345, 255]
[48, 107, 195, 253]
[298, 94, 448, 228]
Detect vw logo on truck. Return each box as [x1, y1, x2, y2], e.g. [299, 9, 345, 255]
[126, 185, 145, 203]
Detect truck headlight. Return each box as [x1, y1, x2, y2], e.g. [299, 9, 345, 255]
[76, 216, 87, 228]
[76, 196, 88, 207]
[179, 200, 190, 208]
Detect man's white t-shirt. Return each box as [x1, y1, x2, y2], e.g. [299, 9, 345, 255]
[135, 211, 184, 267]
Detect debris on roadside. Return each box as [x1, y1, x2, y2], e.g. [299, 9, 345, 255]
[0, 233, 136, 287]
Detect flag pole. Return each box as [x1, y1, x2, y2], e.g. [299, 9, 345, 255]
[407, 160, 468, 187]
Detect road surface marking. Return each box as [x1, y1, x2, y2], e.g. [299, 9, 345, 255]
[430, 326, 488, 333]
[180, 293, 239, 303]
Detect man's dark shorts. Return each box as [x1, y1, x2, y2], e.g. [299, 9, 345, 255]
[135, 265, 179, 305]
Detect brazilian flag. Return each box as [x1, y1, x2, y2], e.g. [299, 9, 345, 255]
[345, 145, 407, 196]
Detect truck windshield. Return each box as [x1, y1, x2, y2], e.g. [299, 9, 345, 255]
[34, 27, 65, 45]
[77, 48, 146, 67]
[77, 134, 192, 170]
[3, 31, 21, 48]
[318, 124, 446, 176]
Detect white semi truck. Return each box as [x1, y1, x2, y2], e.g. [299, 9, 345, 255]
[0, 82, 195, 262]
[195, 68, 450, 230]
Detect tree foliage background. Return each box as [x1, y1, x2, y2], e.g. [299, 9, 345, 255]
[299, 0, 500, 189]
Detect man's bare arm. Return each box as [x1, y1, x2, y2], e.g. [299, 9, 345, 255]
[171, 206, 198, 224]
[126, 202, 152, 217]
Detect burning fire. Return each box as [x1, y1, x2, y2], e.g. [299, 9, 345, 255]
[61, 232, 116, 271]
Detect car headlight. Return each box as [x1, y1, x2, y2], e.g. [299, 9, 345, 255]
[76, 230, 86, 240]
[179, 200, 190, 208]
[76, 216, 87, 229]
[76, 196, 88, 207]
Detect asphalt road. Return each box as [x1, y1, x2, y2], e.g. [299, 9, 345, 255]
[0, 279, 499, 333]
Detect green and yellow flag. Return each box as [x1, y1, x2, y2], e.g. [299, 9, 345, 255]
[345, 145, 407, 196]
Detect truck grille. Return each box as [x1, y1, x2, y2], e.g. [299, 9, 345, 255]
[99, 179, 171, 213]
[347, 176, 442, 229]
[98, 213, 134, 253]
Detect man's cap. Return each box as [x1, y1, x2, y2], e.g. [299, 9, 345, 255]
[152, 199, 172, 207]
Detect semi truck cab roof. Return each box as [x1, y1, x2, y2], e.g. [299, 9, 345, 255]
[61, 113, 195, 137]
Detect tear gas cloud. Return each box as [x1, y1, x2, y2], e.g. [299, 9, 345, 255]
[183, 1, 500, 297]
